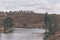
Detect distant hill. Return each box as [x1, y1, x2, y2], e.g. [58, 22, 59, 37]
[0, 11, 59, 28]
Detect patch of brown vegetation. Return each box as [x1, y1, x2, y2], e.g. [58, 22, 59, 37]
[0, 11, 45, 28]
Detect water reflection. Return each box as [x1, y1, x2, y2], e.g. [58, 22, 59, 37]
[6, 33, 13, 40]
[0, 28, 46, 40]
[0, 33, 1, 39]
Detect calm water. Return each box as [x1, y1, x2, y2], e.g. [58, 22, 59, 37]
[0, 28, 46, 40]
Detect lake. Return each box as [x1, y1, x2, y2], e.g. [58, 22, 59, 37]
[0, 28, 46, 40]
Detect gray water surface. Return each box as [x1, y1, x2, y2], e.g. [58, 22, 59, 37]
[0, 28, 46, 40]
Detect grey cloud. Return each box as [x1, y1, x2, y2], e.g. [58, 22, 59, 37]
[0, 0, 60, 14]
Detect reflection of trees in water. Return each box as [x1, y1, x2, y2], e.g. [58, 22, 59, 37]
[0, 34, 1, 39]
[7, 33, 13, 40]
[6, 33, 13, 40]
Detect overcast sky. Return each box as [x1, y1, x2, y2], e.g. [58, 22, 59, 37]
[0, 0, 60, 14]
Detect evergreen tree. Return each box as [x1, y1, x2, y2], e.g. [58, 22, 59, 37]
[44, 13, 56, 40]
[4, 17, 13, 31]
